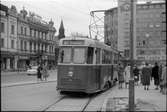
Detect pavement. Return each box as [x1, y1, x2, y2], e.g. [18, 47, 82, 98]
[1, 70, 57, 87]
[1, 71, 166, 111]
[101, 80, 167, 111]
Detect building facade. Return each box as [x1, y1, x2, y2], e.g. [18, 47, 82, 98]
[0, 4, 58, 71]
[104, 2, 166, 64]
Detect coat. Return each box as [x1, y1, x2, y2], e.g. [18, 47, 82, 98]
[42, 67, 49, 78]
[142, 66, 151, 85]
[133, 67, 139, 82]
[152, 65, 160, 85]
[37, 66, 42, 79]
[152, 65, 159, 79]
[124, 66, 131, 83]
[117, 66, 124, 83]
[161, 66, 166, 87]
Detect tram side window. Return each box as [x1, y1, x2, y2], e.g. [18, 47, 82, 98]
[73, 48, 85, 64]
[95, 48, 100, 64]
[102, 50, 106, 64]
[87, 47, 94, 64]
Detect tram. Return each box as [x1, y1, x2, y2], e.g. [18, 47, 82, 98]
[57, 37, 119, 93]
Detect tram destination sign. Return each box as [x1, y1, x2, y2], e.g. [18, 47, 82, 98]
[63, 40, 84, 45]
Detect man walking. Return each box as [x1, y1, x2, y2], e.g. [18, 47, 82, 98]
[152, 62, 160, 90]
[142, 63, 151, 90]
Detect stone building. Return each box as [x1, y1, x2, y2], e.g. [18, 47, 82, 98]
[0, 4, 58, 71]
[1, 4, 18, 70]
[104, 1, 166, 64]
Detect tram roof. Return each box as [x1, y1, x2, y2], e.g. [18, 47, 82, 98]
[59, 37, 118, 53]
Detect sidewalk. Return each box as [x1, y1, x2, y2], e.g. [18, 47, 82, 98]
[1, 69, 57, 76]
[1, 70, 57, 88]
[101, 81, 166, 111]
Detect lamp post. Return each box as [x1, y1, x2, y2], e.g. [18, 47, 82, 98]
[129, 0, 135, 111]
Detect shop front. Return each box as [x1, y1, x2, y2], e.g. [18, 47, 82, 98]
[47, 55, 56, 69]
[17, 55, 30, 71]
[1, 51, 16, 71]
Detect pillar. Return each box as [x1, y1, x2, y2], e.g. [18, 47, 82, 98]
[14, 56, 18, 70]
[7, 58, 10, 70]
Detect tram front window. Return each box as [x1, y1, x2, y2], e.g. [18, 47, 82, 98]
[60, 48, 72, 63]
[73, 48, 85, 64]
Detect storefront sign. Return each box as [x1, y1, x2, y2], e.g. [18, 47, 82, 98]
[19, 56, 29, 59]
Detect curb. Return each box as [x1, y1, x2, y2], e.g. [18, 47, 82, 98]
[1, 80, 57, 88]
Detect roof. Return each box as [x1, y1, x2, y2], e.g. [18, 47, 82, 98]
[59, 37, 118, 53]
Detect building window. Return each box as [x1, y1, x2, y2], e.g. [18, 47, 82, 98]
[34, 43, 36, 52]
[143, 40, 146, 45]
[45, 33, 46, 40]
[38, 31, 40, 38]
[24, 41, 27, 51]
[1, 38, 4, 48]
[155, 24, 160, 27]
[124, 49, 130, 57]
[140, 50, 145, 55]
[24, 27, 27, 35]
[11, 25, 15, 34]
[21, 26, 23, 34]
[11, 40, 14, 48]
[30, 29, 32, 36]
[20, 40, 23, 50]
[45, 45, 47, 52]
[30, 42, 32, 52]
[34, 30, 36, 37]
[162, 40, 166, 45]
[0, 22, 5, 33]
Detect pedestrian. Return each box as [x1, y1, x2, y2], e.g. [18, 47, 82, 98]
[161, 64, 166, 94]
[37, 64, 43, 81]
[142, 63, 151, 90]
[152, 62, 160, 90]
[133, 65, 140, 86]
[159, 64, 163, 92]
[139, 62, 145, 85]
[124, 64, 131, 89]
[42, 64, 49, 81]
[117, 63, 124, 89]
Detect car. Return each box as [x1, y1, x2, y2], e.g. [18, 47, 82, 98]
[27, 66, 38, 75]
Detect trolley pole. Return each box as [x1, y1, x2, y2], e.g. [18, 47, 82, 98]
[129, 0, 135, 111]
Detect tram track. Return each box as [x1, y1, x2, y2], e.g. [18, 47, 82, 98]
[42, 96, 67, 111]
[41, 92, 96, 111]
[81, 95, 96, 112]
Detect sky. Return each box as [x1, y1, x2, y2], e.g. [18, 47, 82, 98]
[1, 0, 118, 36]
[1, 0, 163, 37]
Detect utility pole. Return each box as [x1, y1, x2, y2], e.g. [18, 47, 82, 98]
[129, 0, 135, 111]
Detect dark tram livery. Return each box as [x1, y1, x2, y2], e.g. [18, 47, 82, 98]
[57, 37, 119, 93]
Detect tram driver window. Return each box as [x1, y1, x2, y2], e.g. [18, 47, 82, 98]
[87, 47, 94, 64]
[59, 48, 72, 63]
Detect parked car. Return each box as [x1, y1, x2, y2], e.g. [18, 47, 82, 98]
[27, 66, 38, 75]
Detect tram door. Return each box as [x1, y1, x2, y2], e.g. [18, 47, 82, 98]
[95, 48, 101, 89]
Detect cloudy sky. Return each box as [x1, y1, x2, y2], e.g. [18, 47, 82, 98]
[1, 0, 162, 37]
[2, 0, 118, 36]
